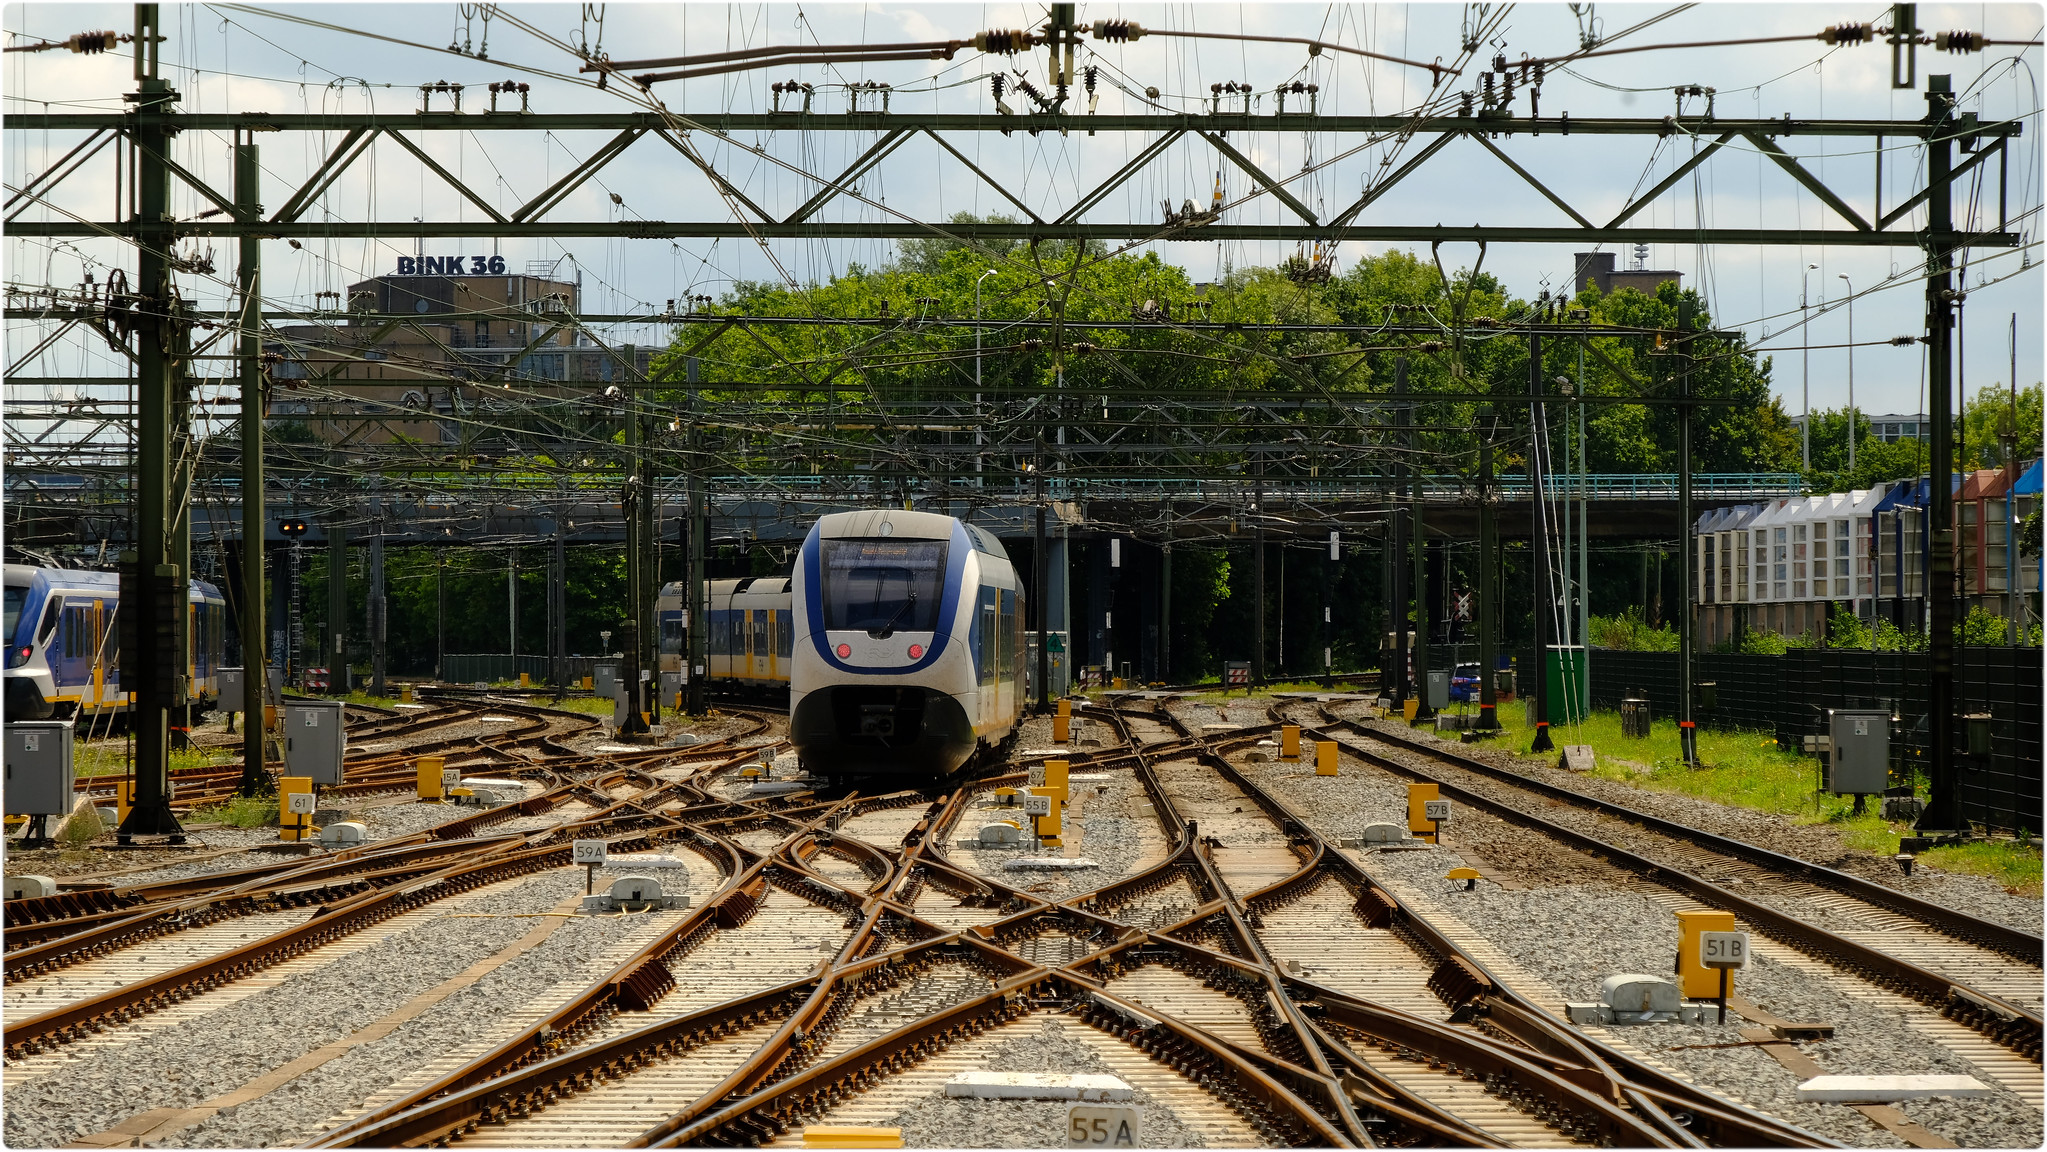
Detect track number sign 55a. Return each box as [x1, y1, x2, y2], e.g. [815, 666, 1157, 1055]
[1067, 1104, 1141, 1148]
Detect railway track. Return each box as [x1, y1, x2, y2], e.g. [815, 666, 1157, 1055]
[1277, 700, 2043, 1065]
[277, 702, 1827, 1151]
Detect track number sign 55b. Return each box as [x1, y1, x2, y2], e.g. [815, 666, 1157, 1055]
[1067, 1104, 1141, 1148]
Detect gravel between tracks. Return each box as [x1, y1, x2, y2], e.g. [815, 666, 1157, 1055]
[1, 868, 622, 1149]
[1361, 848, 2043, 1149]
[944, 768, 1161, 902]
[1340, 708, 2042, 933]
[884, 1017, 1210, 1148]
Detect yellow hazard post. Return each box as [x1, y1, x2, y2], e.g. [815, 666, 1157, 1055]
[1406, 782, 1440, 842]
[801, 1127, 903, 1149]
[519, 672, 531, 688]
[1030, 786, 1063, 842]
[116, 779, 135, 823]
[1281, 724, 1301, 760]
[279, 775, 315, 841]
[416, 756, 447, 801]
[1675, 909, 1739, 999]
[1043, 759, 1070, 803]
[1402, 698, 1420, 722]
[1052, 715, 1070, 743]
[1057, 699, 1073, 717]
[1315, 740, 1339, 776]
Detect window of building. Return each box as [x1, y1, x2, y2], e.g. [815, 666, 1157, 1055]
[475, 320, 490, 348]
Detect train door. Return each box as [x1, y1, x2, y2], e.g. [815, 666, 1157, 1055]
[765, 610, 778, 681]
[751, 611, 768, 681]
[90, 599, 106, 709]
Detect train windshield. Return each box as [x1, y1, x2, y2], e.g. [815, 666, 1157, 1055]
[3, 586, 24, 644]
[819, 539, 947, 637]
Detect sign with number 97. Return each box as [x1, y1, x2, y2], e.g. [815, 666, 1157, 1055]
[1699, 930, 1749, 969]
[1067, 1104, 1140, 1148]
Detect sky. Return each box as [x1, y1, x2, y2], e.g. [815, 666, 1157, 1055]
[5, 2, 2043, 431]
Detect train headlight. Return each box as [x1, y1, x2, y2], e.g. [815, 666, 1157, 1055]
[836, 643, 852, 658]
[7, 645, 29, 668]
[907, 644, 923, 659]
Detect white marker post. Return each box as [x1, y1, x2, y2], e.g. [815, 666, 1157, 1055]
[572, 839, 608, 895]
[1698, 930, 1749, 1023]
[1423, 799, 1452, 846]
[1067, 1104, 1141, 1148]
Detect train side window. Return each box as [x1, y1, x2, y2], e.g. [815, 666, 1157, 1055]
[37, 599, 61, 645]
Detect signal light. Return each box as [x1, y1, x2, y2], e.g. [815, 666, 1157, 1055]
[908, 644, 924, 659]
[278, 518, 309, 537]
[836, 643, 852, 658]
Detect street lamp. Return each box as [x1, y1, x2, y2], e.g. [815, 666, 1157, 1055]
[975, 269, 997, 476]
[1802, 263, 1818, 471]
[1839, 273, 1856, 473]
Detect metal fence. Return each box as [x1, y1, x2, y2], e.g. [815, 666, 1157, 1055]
[439, 654, 605, 687]
[1586, 647, 2042, 833]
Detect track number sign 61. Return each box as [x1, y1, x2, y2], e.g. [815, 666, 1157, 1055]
[1067, 1104, 1141, 1148]
[1699, 931, 1749, 969]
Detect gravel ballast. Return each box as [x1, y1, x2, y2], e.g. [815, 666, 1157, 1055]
[1, 867, 637, 1149]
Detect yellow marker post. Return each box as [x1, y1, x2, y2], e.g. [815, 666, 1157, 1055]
[1446, 866, 1483, 890]
[416, 756, 447, 800]
[1675, 909, 1740, 998]
[1043, 759, 1070, 803]
[1056, 699, 1073, 718]
[991, 787, 1019, 805]
[1052, 715, 1070, 744]
[1280, 725, 1301, 759]
[1315, 740, 1339, 776]
[116, 779, 135, 822]
[400, 683, 414, 703]
[1029, 786, 1062, 839]
[278, 775, 315, 841]
[1406, 782, 1440, 842]
[1402, 698, 1420, 722]
[519, 672, 531, 688]
[583, 675, 594, 690]
[801, 1126, 904, 1150]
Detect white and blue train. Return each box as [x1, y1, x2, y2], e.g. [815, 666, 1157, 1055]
[3, 563, 228, 722]
[789, 510, 1026, 781]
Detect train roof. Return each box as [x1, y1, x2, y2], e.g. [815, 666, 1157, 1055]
[5, 563, 120, 589]
[811, 509, 959, 541]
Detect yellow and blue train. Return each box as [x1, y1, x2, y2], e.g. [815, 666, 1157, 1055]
[3, 563, 228, 722]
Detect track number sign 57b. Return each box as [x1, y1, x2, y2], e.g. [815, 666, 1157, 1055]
[1067, 1104, 1141, 1148]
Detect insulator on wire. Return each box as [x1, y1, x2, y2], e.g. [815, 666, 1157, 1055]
[974, 29, 1034, 54]
[1935, 30, 1985, 52]
[1084, 65, 1097, 93]
[1091, 20, 1145, 42]
[66, 30, 118, 54]
[1818, 22, 1873, 45]
[991, 74, 1005, 99]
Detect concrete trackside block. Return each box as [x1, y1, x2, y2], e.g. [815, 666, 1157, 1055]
[943, 1071, 1134, 1102]
[747, 780, 810, 795]
[1559, 745, 1595, 772]
[1795, 1076, 1991, 1103]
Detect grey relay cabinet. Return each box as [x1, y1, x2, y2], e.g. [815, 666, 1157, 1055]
[284, 700, 347, 785]
[5, 720, 75, 816]
[1827, 709, 1891, 795]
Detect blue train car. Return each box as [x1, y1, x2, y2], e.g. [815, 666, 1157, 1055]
[3, 563, 226, 722]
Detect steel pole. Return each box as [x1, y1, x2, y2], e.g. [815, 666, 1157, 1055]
[1478, 407, 1499, 729]
[117, 2, 185, 840]
[235, 135, 266, 796]
[1530, 331, 1555, 754]
[1678, 298, 1699, 768]
[1919, 74, 1962, 832]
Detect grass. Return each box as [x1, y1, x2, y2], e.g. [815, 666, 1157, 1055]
[74, 741, 237, 778]
[187, 794, 279, 828]
[1443, 701, 2043, 894]
[541, 695, 618, 717]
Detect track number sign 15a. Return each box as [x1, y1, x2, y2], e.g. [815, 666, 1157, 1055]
[1067, 1104, 1141, 1148]
[1699, 931, 1749, 969]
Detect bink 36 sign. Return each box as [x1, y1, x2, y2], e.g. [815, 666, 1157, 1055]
[397, 255, 507, 276]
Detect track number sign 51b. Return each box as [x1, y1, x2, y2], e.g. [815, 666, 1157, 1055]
[1699, 931, 1749, 969]
[1067, 1104, 1141, 1148]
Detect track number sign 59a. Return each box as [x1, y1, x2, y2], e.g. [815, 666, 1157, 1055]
[1699, 931, 1750, 969]
[1067, 1104, 1141, 1148]
[571, 840, 608, 866]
